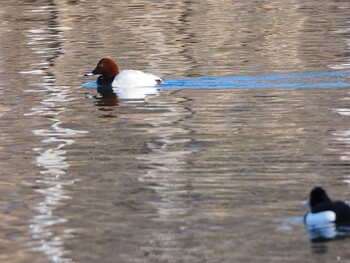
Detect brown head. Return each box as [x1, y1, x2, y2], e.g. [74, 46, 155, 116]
[85, 58, 120, 78]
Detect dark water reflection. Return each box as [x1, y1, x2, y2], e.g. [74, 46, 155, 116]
[2, 0, 350, 263]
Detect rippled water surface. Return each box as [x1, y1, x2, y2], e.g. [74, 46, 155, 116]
[2, 1, 350, 262]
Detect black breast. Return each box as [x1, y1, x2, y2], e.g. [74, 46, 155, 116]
[97, 76, 115, 86]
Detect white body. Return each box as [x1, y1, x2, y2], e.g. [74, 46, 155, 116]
[112, 69, 163, 88]
[304, 211, 336, 226]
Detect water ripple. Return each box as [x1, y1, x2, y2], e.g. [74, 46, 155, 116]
[21, 4, 87, 263]
[27, 84, 87, 263]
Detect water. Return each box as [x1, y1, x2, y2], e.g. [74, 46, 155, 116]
[2, 1, 350, 262]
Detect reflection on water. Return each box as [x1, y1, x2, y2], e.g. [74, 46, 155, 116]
[137, 97, 193, 219]
[333, 91, 350, 189]
[136, 99, 194, 255]
[95, 86, 119, 107]
[306, 223, 337, 242]
[93, 85, 162, 101]
[19, 3, 87, 263]
[306, 223, 350, 244]
[84, 81, 161, 101]
[165, 70, 350, 89]
[26, 84, 87, 263]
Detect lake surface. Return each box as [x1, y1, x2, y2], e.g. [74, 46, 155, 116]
[1, 1, 350, 262]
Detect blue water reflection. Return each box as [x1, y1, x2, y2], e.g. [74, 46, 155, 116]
[306, 223, 350, 244]
[164, 71, 350, 89]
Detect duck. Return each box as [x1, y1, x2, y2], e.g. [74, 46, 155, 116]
[304, 186, 350, 226]
[84, 58, 164, 88]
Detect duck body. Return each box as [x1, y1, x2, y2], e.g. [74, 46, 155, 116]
[113, 69, 163, 88]
[85, 58, 163, 88]
[304, 187, 350, 226]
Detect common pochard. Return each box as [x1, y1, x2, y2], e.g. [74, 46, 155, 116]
[84, 58, 164, 88]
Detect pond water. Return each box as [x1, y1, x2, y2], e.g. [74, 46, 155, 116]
[1, 1, 350, 262]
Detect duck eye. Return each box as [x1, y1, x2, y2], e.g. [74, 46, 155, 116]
[99, 63, 104, 68]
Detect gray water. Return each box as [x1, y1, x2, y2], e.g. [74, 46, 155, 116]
[1, 1, 350, 262]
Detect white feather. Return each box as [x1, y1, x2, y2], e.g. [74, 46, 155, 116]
[112, 69, 163, 88]
[305, 211, 336, 226]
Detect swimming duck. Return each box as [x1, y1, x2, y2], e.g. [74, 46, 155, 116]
[304, 186, 350, 226]
[84, 58, 164, 88]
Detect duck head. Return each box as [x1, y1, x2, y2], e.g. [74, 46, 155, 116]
[85, 58, 120, 78]
[308, 187, 331, 209]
